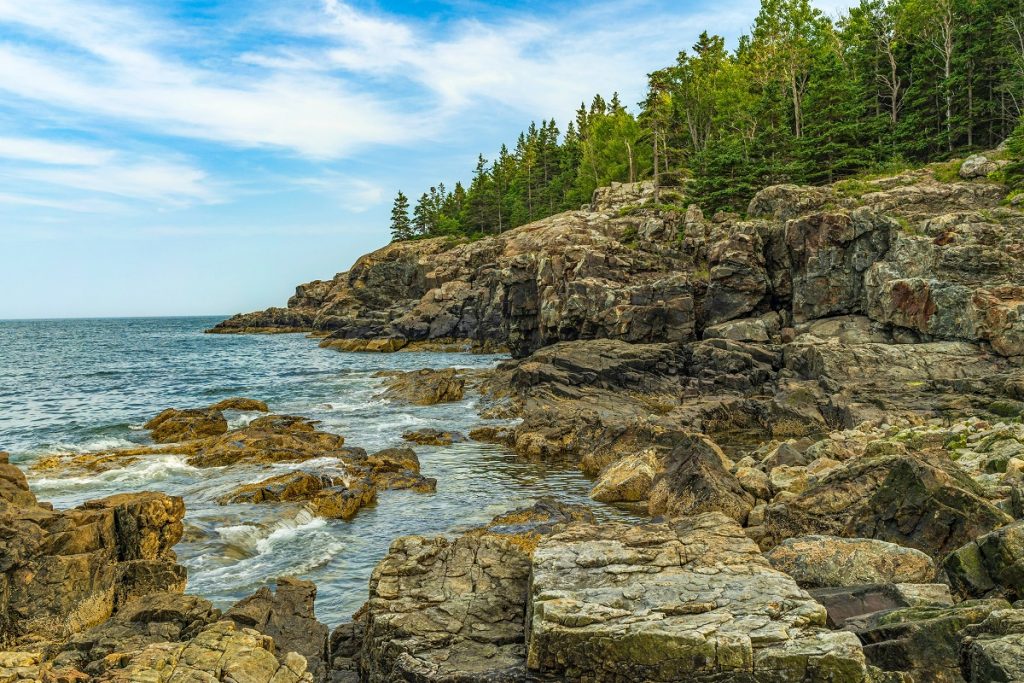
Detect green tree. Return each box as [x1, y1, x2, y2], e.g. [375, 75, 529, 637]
[389, 191, 413, 242]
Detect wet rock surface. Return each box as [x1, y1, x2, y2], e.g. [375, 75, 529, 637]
[375, 367, 468, 405]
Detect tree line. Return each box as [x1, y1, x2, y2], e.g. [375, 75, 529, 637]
[392, 0, 1024, 242]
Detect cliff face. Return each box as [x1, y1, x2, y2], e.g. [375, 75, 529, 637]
[210, 167, 1023, 361]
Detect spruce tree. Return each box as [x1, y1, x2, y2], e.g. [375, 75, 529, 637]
[389, 191, 413, 242]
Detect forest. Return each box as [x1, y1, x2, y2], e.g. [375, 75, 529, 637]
[390, 0, 1024, 242]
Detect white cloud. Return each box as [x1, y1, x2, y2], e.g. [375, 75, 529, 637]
[12, 159, 218, 204]
[0, 137, 116, 166]
[0, 0, 426, 158]
[0, 191, 120, 213]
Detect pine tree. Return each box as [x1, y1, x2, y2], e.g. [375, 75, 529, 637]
[412, 193, 432, 236]
[389, 191, 413, 242]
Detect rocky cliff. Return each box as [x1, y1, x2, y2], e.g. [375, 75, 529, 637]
[210, 165, 1023, 361]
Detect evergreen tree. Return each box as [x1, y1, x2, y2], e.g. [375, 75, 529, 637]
[389, 191, 413, 242]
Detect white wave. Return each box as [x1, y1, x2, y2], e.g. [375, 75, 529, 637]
[226, 412, 261, 430]
[213, 507, 325, 557]
[256, 511, 327, 554]
[30, 454, 199, 491]
[40, 436, 138, 455]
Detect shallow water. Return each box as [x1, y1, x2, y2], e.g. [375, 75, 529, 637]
[0, 317, 634, 625]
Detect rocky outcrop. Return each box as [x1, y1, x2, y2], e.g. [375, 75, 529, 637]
[49, 592, 221, 676]
[225, 577, 329, 682]
[212, 184, 698, 357]
[358, 534, 532, 681]
[94, 620, 315, 682]
[212, 165, 1023, 365]
[0, 455, 186, 647]
[375, 368, 466, 405]
[144, 406, 228, 443]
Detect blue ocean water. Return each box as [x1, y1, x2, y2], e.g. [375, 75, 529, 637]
[0, 317, 625, 624]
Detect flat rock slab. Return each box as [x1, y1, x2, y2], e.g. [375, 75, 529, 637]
[527, 513, 872, 682]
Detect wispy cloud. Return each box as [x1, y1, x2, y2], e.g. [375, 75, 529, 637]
[294, 172, 386, 213]
[0, 136, 116, 165]
[11, 159, 218, 204]
[0, 0, 426, 159]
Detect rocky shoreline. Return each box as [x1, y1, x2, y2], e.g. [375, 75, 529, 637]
[5, 154, 1024, 681]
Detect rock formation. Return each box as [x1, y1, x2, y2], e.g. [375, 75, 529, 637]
[0, 453, 186, 648]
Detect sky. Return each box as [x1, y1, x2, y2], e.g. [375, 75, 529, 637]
[0, 0, 854, 319]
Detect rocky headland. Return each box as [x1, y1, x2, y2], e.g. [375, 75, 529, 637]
[5, 152, 1024, 681]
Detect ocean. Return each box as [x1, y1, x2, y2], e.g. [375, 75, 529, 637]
[0, 316, 624, 624]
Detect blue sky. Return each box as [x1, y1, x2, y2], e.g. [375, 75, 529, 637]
[0, 0, 852, 319]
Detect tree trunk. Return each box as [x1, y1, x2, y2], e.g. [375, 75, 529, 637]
[625, 141, 636, 183]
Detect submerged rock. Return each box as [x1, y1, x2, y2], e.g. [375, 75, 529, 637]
[401, 428, 466, 446]
[209, 397, 270, 412]
[218, 470, 377, 520]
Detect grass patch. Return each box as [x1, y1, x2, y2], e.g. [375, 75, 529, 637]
[930, 159, 963, 183]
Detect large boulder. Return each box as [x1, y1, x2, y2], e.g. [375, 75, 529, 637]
[958, 608, 1024, 683]
[765, 535, 936, 587]
[527, 513, 874, 682]
[762, 450, 1011, 558]
[589, 449, 659, 503]
[944, 520, 1024, 601]
[845, 599, 1011, 683]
